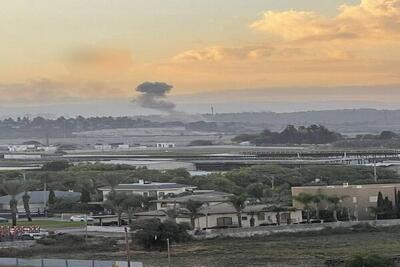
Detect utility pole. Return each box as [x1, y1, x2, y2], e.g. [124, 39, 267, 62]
[124, 227, 131, 267]
[167, 238, 171, 267]
[374, 160, 378, 182]
[85, 214, 88, 241]
[43, 179, 47, 216]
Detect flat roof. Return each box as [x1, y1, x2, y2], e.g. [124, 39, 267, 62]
[292, 183, 400, 190]
[99, 182, 196, 191]
[153, 191, 232, 203]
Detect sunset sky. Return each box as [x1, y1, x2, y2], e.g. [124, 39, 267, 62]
[1, 0, 400, 112]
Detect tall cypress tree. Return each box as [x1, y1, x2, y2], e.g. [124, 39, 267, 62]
[377, 192, 384, 219]
[48, 189, 56, 206]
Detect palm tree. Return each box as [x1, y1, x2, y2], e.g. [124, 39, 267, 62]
[103, 191, 126, 226]
[22, 192, 32, 222]
[326, 195, 348, 222]
[228, 194, 247, 228]
[312, 192, 326, 220]
[185, 200, 204, 229]
[0, 181, 25, 226]
[293, 192, 314, 223]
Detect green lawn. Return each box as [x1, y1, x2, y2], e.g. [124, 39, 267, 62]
[0, 219, 85, 229]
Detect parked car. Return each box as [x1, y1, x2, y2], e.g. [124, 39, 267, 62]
[19, 230, 49, 240]
[70, 215, 94, 222]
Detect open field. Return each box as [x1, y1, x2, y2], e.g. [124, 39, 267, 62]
[0, 220, 85, 230]
[129, 225, 400, 266]
[3, 225, 400, 267]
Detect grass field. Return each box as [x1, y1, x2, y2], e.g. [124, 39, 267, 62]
[129, 225, 400, 267]
[2, 224, 400, 266]
[0, 219, 85, 229]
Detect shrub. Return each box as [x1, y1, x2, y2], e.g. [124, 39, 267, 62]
[345, 255, 392, 267]
[131, 218, 191, 250]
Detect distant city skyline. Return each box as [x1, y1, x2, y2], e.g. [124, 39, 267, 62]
[0, 0, 399, 113]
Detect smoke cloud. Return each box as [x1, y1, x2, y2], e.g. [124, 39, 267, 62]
[134, 81, 176, 112]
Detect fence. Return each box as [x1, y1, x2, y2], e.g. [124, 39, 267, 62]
[0, 258, 143, 267]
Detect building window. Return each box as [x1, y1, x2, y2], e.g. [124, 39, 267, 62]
[369, 196, 378, 203]
[161, 203, 167, 208]
[143, 192, 149, 197]
[241, 216, 248, 221]
[217, 217, 233, 226]
[159, 192, 165, 198]
[258, 212, 265, 221]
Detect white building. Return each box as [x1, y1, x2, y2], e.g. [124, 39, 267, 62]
[134, 202, 302, 229]
[93, 144, 112, 150]
[156, 143, 176, 149]
[99, 180, 196, 201]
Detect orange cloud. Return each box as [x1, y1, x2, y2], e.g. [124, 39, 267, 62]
[251, 0, 400, 42]
[165, 0, 400, 91]
[172, 45, 275, 62]
[64, 47, 135, 80]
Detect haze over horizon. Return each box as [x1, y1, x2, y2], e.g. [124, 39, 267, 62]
[1, 0, 400, 116]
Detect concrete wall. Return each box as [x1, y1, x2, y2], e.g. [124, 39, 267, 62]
[202, 219, 400, 239]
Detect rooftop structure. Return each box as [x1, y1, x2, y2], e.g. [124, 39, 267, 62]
[99, 180, 196, 200]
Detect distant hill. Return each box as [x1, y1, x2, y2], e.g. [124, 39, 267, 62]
[203, 109, 400, 133]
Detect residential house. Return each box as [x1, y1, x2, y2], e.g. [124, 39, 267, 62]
[99, 180, 196, 201]
[0, 190, 81, 214]
[153, 190, 232, 210]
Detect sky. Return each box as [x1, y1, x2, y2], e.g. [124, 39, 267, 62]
[0, 0, 400, 115]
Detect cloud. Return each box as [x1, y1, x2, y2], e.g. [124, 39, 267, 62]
[251, 0, 400, 42]
[163, 0, 400, 90]
[64, 47, 135, 80]
[0, 79, 128, 104]
[172, 45, 275, 62]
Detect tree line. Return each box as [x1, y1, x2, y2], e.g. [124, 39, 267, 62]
[233, 125, 342, 145]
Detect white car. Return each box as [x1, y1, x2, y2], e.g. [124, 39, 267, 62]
[70, 215, 94, 222]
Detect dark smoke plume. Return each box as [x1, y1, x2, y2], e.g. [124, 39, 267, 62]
[134, 82, 176, 112]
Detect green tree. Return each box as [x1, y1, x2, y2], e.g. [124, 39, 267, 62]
[48, 189, 56, 206]
[103, 191, 126, 226]
[22, 192, 32, 222]
[0, 181, 25, 226]
[122, 194, 145, 224]
[131, 218, 191, 251]
[185, 200, 204, 229]
[41, 161, 71, 171]
[228, 194, 247, 227]
[246, 183, 265, 201]
[80, 188, 91, 203]
[102, 176, 126, 191]
[326, 195, 348, 221]
[293, 192, 314, 223]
